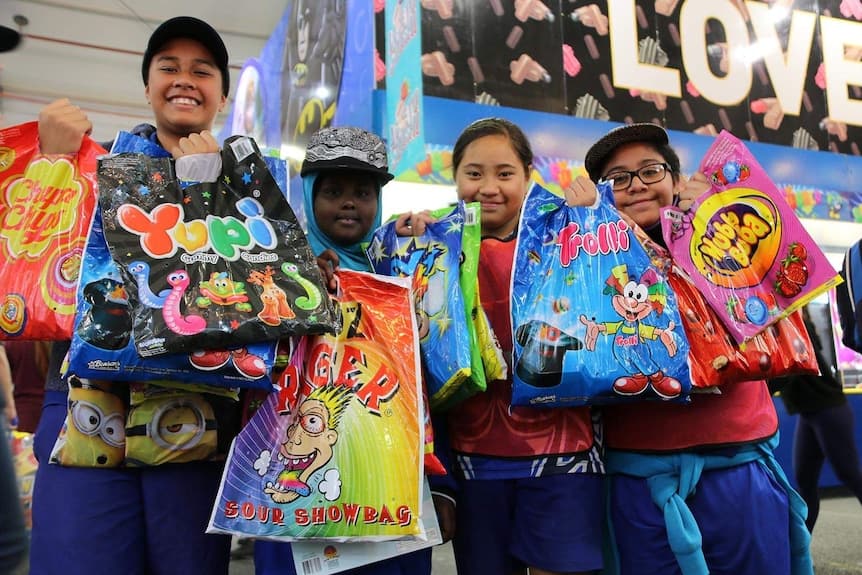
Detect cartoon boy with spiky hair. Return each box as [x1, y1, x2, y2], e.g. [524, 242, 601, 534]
[264, 384, 353, 504]
[579, 263, 681, 399]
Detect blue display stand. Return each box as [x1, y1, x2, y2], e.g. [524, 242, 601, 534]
[772, 392, 862, 489]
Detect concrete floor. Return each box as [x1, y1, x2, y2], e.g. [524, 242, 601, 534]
[229, 491, 862, 574]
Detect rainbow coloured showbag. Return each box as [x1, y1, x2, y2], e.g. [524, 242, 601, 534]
[661, 130, 842, 344]
[511, 182, 692, 407]
[366, 202, 471, 409]
[98, 135, 338, 356]
[66, 205, 278, 391]
[208, 270, 424, 542]
[0, 122, 105, 340]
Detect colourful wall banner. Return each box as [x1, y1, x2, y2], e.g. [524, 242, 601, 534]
[385, 0, 425, 177]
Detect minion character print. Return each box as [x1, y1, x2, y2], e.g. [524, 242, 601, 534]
[50, 377, 127, 468]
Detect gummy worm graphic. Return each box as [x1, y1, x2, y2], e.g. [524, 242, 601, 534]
[162, 270, 206, 335]
[281, 262, 321, 311]
[128, 260, 170, 308]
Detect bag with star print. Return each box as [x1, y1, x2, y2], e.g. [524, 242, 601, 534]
[0, 121, 105, 341]
[366, 202, 473, 409]
[97, 135, 338, 357]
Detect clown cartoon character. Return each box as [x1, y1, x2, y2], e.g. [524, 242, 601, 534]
[264, 384, 352, 504]
[579, 264, 681, 399]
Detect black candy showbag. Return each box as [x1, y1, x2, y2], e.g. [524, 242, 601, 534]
[98, 135, 338, 356]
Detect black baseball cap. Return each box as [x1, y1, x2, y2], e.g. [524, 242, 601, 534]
[141, 16, 230, 96]
[584, 123, 669, 183]
[0, 26, 21, 53]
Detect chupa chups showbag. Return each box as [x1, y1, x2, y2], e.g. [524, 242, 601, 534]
[98, 135, 338, 356]
[661, 130, 841, 344]
[66, 205, 278, 391]
[208, 270, 424, 542]
[511, 182, 692, 407]
[0, 121, 105, 340]
[367, 202, 471, 409]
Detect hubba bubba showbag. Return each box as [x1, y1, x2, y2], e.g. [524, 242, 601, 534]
[366, 202, 473, 409]
[208, 270, 424, 542]
[97, 135, 338, 356]
[66, 204, 278, 391]
[636, 227, 817, 387]
[511, 182, 692, 407]
[0, 122, 105, 339]
[661, 130, 841, 344]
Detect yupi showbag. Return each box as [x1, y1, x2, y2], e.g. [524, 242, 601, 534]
[98, 136, 338, 356]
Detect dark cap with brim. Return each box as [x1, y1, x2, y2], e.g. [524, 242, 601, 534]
[301, 126, 395, 184]
[141, 16, 230, 96]
[0, 26, 21, 53]
[584, 123, 669, 182]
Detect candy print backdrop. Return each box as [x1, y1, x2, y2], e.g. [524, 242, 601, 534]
[376, 1, 862, 155]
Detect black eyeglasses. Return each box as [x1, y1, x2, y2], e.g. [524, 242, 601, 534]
[604, 163, 670, 191]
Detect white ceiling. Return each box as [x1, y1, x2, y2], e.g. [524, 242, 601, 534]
[0, 0, 285, 141]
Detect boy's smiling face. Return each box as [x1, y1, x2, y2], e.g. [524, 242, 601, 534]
[145, 37, 226, 145]
[313, 171, 380, 246]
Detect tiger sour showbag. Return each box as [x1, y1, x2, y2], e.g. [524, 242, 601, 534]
[661, 130, 841, 344]
[511, 182, 692, 407]
[0, 122, 105, 339]
[97, 135, 338, 356]
[208, 270, 424, 542]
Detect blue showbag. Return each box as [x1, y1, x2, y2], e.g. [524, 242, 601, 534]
[366, 202, 471, 408]
[510, 182, 692, 407]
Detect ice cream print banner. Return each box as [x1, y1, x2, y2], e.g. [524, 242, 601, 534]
[661, 131, 841, 344]
[511, 182, 692, 407]
[0, 122, 105, 340]
[209, 270, 424, 541]
[98, 136, 338, 357]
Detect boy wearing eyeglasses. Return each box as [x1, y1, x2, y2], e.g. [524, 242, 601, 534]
[585, 123, 813, 575]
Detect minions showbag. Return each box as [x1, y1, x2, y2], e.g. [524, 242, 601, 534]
[510, 182, 692, 407]
[50, 377, 240, 468]
[97, 135, 338, 357]
[0, 121, 105, 340]
[367, 202, 472, 409]
[209, 270, 424, 542]
[661, 130, 841, 344]
[49, 377, 128, 468]
[66, 205, 278, 391]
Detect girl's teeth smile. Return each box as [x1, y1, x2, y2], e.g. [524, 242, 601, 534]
[171, 97, 198, 106]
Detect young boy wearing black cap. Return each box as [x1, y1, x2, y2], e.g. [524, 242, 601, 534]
[585, 123, 813, 575]
[31, 17, 237, 575]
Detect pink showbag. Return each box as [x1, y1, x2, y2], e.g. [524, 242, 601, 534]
[661, 131, 841, 343]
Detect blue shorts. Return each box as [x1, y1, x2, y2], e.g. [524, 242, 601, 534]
[254, 541, 432, 574]
[609, 461, 791, 575]
[30, 391, 231, 575]
[452, 473, 604, 574]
